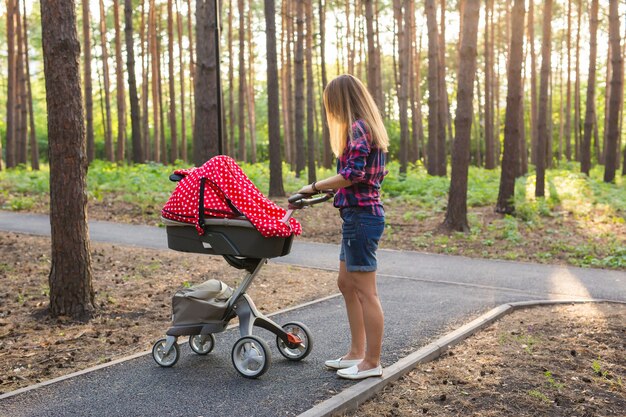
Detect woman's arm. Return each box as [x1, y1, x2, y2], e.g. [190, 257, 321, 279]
[297, 174, 352, 194]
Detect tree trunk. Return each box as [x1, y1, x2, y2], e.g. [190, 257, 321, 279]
[140, 0, 151, 161]
[15, 2, 27, 165]
[294, 0, 306, 176]
[227, 0, 235, 156]
[442, 0, 480, 232]
[305, 0, 316, 183]
[82, 0, 95, 163]
[437, 0, 448, 176]
[125, 0, 143, 163]
[237, 0, 247, 161]
[496, 0, 524, 214]
[41, 0, 95, 321]
[395, 0, 409, 174]
[167, 0, 178, 162]
[484, 0, 495, 169]
[246, 4, 257, 163]
[149, 0, 161, 162]
[425, 0, 440, 176]
[22, 3, 39, 170]
[574, 0, 582, 161]
[194, 0, 222, 165]
[564, 0, 572, 161]
[264, 0, 284, 196]
[187, 0, 195, 127]
[5, 0, 17, 169]
[157, 9, 167, 164]
[409, 3, 421, 163]
[280, 0, 293, 166]
[100, 0, 114, 161]
[536, 0, 552, 198]
[581, 0, 598, 175]
[175, 0, 187, 161]
[113, 0, 127, 162]
[319, 0, 331, 168]
[604, 0, 622, 183]
[528, 0, 537, 166]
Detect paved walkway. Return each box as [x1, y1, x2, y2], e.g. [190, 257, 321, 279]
[1, 211, 624, 417]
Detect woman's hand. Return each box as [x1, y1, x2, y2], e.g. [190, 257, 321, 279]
[296, 183, 317, 195]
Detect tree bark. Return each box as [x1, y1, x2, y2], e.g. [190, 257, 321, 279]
[237, 0, 247, 161]
[125, 0, 143, 163]
[194, 0, 222, 165]
[5, 0, 17, 168]
[425, 0, 440, 176]
[528, 0, 538, 166]
[167, 0, 178, 161]
[484, 0, 495, 169]
[264, 0, 284, 196]
[113, 0, 127, 162]
[15, 1, 27, 165]
[442, 0, 480, 232]
[140, 0, 151, 160]
[149, 0, 161, 162]
[305, 0, 316, 183]
[604, 0, 622, 183]
[564, 0, 572, 161]
[246, 4, 257, 163]
[227, 0, 235, 156]
[581, 0, 598, 175]
[536, 0, 552, 197]
[496, 0, 524, 214]
[294, 0, 306, 176]
[22, 3, 39, 170]
[175, 0, 187, 161]
[437, 0, 448, 176]
[395, 0, 409, 174]
[41, 0, 95, 320]
[319, 0, 331, 168]
[82, 0, 95, 163]
[574, 0, 582, 161]
[100, 0, 114, 161]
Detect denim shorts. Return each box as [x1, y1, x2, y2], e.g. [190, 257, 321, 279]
[339, 207, 385, 272]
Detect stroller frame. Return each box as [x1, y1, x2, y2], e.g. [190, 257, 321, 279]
[153, 190, 332, 378]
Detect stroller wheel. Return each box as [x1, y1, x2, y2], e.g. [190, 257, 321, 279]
[189, 334, 216, 355]
[276, 321, 313, 361]
[152, 338, 180, 367]
[231, 335, 271, 379]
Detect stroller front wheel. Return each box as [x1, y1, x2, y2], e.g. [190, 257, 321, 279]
[152, 338, 180, 367]
[276, 321, 313, 361]
[189, 334, 216, 355]
[231, 335, 271, 378]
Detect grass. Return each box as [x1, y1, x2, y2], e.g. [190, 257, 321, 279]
[1, 160, 624, 269]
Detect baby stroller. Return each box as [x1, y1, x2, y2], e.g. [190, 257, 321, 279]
[151, 156, 332, 378]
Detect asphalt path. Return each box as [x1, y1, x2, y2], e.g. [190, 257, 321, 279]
[0, 211, 624, 416]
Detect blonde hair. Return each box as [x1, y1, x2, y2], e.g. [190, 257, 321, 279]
[323, 74, 389, 157]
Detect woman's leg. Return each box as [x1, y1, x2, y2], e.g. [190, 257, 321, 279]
[351, 270, 384, 371]
[337, 261, 366, 359]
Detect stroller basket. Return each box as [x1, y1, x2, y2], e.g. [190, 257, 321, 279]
[163, 216, 294, 259]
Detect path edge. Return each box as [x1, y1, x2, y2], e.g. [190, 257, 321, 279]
[297, 299, 626, 417]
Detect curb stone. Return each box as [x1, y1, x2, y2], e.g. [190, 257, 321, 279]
[298, 299, 626, 417]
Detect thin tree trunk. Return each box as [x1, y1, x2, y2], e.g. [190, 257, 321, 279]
[264, 0, 284, 196]
[237, 0, 247, 161]
[574, 0, 582, 161]
[602, 42, 612, 165]
[175, 0, 187, 161]
[100, 0, 114, 161]
[497, 0, 525, 214]
[82, 0, 95, 163]
[484, 0, 495, 169]
[409, 3, 421, 163]
[305, 0, 316, 182]
[294, 0, 306, 176]
[149, 0, 161, 162]
[186, 0, 195, 128]
[528, 0, 538, 166]
[5, 0, 17, 168]
[125, 0, 143, 163]
[582, 0, 599, 175]
[228, 0, 235, 156]
[246, 4, 257, 163]
[564, 0, 572, 161]
[22, 2, 39, 170]
[604, 0, 622, 183]
[157, 10, 167, 164]
[141, 0, 150, 161]
[15, 1, 27, 165]
[437, 0, 448, 176]
[395, 0, 409, 174]
[41, 0, 95, 320]
[280, 0, 292, 166]
[113, 0, 127, 162]
[319, 0, 331, 168]
[167, 0, 178, 162]
[536, 0, 552, 197]
[442, 0, 480, 232]
[425, 0, 440, 176]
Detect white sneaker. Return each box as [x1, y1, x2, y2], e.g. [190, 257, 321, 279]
[336, 364, 383, 380]
[324, 357, 363, 370]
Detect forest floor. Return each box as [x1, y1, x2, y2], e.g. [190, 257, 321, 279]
[1, 197, 625, 415]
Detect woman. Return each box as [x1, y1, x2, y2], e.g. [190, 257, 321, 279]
[297, 74, 388, 380]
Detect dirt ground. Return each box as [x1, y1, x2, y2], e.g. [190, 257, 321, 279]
[1, 199, 625, 415]
[351, 303, 626, 417]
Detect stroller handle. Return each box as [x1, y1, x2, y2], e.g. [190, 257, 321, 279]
[287, 191, 334, 209]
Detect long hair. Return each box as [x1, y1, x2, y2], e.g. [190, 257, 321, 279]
[323, 74, 389, 157]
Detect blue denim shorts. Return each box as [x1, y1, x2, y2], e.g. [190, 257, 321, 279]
[339, 207, 385, 272]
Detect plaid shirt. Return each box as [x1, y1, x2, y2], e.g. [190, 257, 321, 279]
[334, 119, 387, 216]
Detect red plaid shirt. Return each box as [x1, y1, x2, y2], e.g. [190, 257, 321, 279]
[334, 119, 387, 216]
